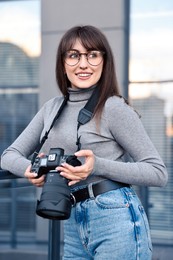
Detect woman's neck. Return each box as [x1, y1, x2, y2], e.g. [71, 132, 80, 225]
[68, 85, 97, 102]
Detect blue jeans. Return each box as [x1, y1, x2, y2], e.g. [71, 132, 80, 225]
[63, 187, 152, 260]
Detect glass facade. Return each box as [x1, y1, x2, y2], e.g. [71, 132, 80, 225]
[0, 0, 44, 249]
[130, 0, 173, 245]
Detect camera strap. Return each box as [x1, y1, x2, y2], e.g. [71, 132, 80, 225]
[31, 86, 99, 163]
[76, 86, 100, 150]
[31, 94, 69, 164]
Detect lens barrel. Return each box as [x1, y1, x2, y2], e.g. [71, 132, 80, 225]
[36, 170, 72, 220]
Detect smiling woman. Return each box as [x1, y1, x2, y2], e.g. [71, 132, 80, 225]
[64, 40, 104, 89]
[1, 24, 168, 260]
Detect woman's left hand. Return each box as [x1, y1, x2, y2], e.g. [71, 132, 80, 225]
[56, 149, 95, 186]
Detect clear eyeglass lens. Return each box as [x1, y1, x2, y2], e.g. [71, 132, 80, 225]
[65, 50, 103, 66]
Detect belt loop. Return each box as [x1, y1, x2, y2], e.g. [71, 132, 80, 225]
[88, 183, 95, 199]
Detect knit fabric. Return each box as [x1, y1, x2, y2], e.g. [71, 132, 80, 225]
[1, 86, 168, 187]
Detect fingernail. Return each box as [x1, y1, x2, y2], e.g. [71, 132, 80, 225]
[61, 163, 65, 166]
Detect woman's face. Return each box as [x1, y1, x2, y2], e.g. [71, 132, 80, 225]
[64, 39, 104, 89]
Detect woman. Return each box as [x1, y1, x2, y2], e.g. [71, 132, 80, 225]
[1, 25, 168, 259]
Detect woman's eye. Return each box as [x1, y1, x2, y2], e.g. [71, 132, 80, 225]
[69, 53, 79, 59]
[88, 52, 98, 58]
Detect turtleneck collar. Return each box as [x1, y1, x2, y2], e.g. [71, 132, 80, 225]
[68, 85, 97, 102]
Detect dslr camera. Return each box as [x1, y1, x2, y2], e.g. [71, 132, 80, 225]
[31, 148, 81, 220]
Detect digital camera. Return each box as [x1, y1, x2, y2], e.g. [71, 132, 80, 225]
[31, 148, 81, 220]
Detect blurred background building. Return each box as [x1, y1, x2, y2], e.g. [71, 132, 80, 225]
[0, 0, 173, 259]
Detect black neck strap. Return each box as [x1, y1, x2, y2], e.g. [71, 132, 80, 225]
[77, 86, 100, 126]
[76, 86, 100, 151]
[31, 94, 69, 164]
[31, 87, 99, 163]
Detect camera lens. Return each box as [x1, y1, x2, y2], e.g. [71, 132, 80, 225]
[36, 171, 72, 220]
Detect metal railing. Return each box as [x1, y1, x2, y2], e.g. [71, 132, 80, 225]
[0, 169, 61, 260]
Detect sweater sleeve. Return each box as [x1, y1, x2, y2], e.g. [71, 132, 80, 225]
[93, 97, 168, 187]
[1, 96, 65, 177]
[0, 106, 45, 177]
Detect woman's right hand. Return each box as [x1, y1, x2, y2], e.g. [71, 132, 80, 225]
[24, 153, 46, 187]
[24, 164, 45, 187]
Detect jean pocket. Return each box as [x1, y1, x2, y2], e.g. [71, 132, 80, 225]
[94, 189, 130, 209]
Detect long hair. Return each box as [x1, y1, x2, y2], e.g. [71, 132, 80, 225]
[56, 25, 120, 118]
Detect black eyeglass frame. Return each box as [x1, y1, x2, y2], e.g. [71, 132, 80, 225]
[64, 49, 105, 66]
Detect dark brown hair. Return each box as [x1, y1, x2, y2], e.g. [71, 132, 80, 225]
[56, 25, 120, 118]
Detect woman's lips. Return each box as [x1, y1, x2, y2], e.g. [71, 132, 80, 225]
[76, 73, 92, 79]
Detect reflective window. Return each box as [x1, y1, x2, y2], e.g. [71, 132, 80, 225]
[0, 0, 42, 248]
[130, 0, 173, 245]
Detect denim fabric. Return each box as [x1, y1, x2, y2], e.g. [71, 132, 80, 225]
[63, 187, 152, 260]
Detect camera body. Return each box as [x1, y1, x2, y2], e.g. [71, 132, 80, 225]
[31, 147, 81, 178]
[31, 148, 81, 220]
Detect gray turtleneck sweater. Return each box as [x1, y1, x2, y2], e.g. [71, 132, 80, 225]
[1, 87, 168, 187]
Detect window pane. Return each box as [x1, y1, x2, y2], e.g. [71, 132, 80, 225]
[130, 0, 173, 245]
[0, 0, 42, 247]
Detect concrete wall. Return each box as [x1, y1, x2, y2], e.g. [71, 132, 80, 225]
[37, 0, 129, 257]
[24, 0, 128, 259]
[39, 0, 128, 105]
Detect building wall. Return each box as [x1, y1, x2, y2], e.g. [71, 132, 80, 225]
[38, 0, 129, 257]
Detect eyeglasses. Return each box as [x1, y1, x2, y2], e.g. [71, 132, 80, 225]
[64, 50, 104, 66]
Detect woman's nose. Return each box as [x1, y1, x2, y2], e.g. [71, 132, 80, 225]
[79, 54, 88, 68]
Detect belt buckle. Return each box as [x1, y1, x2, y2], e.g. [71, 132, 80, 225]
[70, 193, 76, 207]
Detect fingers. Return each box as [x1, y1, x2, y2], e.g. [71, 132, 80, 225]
[28, 175, 45, 187]
[56, 162, 93, 183]
[27, 174, 45, 187]
[68, 180, 81, 186]
[55, 149, 95, 185]
[56, 165, 85, 182]
[24, 164, 45, 187]
[75, 149, 93, 157]
[38, 153, 45, 158]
